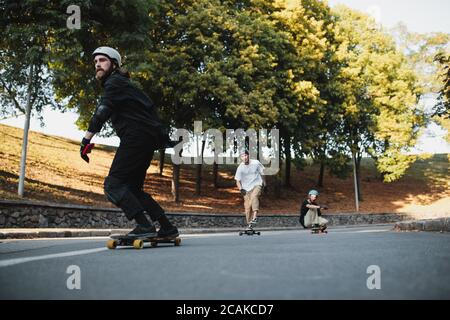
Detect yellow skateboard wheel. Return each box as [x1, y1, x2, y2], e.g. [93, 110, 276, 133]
[174, 238, 181, 246]
[106, 239, 117, 250]
[133, 239, 144, 249]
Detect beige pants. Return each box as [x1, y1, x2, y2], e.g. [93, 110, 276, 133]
[304, 208, 328, 227]
[244, 185, 262, 224]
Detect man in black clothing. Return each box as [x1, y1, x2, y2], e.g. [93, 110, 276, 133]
[80, 46, 178, 238]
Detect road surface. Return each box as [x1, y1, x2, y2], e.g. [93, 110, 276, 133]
[1, 224, 449, 299]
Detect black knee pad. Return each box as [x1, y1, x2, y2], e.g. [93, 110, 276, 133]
[104, 176, 144, 220]
[104, 176, 128, 206]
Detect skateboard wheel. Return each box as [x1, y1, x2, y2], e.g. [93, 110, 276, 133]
[174, 238, 181, 246]
[133, 239, 144, 249]
[239, 232, 243, 236]
[106, 239, 117, 249]
[150, 242, 157, 247]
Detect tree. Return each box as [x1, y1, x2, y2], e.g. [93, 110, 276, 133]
[284, 0, 350, 188]
[0, 0, 62, 196]
[0, 1, 60, 121]
[390, 24, 450, 149]
[333, 5, 423, 193]
[434, 52, 449, 118]
[226, 0, 325, 187]
[49, 0, 156, 132]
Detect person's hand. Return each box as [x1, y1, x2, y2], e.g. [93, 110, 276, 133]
[80, 138, 95, 163]
[320, 205, 329, 210]
[240, 189, 247, 196]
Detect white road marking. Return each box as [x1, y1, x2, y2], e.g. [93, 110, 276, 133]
[0, 247, 108, 268]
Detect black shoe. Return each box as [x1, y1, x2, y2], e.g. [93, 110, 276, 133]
[157, 226, 179, 238]
[127, 224, 158, 238]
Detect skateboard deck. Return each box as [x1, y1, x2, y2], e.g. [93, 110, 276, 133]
[107, 233, 181, 249]
[239, 228, 261, 236]
[311, 226, 328, 234]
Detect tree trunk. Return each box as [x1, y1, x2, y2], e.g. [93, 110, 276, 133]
[275, 159, 283, 198]
[356, 154, 363, 201]
[159, 149, 165, 176]
[195, 140, 206, 195]
[352, 151, 359, 212]
[172, 164, 180, 203]
[284, 135, 291, 187]
[256, 137, 260, 161]
[213, 162, 218, 188]
[18, 64, 34, 197]
[171, 142, 183, 203]
[317, 161, 325, 188]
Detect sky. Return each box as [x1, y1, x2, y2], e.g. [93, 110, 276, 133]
[327, 0, 450, 34]
[1, 0, 449, 153]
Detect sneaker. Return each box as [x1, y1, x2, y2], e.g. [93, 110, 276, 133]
[127, 224, 158, 238]
[251, 217, 258, 224]
[157, 226, 179, 238]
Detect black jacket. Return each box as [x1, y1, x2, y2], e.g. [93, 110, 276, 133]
[88, 71, 168, 148]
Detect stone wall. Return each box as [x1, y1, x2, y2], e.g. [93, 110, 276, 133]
[0, 200, 411, 229]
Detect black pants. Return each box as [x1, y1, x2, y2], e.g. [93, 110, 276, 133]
[104, 142, 164, 221]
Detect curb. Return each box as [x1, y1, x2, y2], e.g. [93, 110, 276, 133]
[394, 218, 450, 233]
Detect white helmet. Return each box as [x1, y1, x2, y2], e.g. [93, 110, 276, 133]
[92, 46, 122, 67]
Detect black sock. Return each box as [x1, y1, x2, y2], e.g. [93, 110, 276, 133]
[158, 214, 173, 230]
[134, 211, 152, 228]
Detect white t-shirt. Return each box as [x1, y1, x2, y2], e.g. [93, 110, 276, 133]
[234, 159, 264, 191]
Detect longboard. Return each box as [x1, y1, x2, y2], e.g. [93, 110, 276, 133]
[107, 234, 181, 249]
[311, 226, 328, 234]
[239, 229, 261, 236]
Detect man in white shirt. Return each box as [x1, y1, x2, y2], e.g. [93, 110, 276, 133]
[235, 150, 266, 227]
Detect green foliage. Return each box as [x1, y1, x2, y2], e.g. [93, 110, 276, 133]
[1, 0, 433, 185]
[0, 0, 61, 121]
[434, 52, 450, 118]
[332, 5, 423, 182]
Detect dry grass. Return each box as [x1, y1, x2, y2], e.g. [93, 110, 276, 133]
[1, 124, 449, 217]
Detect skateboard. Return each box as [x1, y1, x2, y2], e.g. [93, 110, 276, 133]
[311, 225, 328, 234]
[106, 233, 181, 249]
[239, 225, 261, 236]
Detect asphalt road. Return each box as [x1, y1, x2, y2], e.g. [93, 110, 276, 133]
[1, 224, 449, 300]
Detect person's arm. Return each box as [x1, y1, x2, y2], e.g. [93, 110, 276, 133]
[80, 78, 119, 162]
[80, 103, 112, 163]
[80, 133, 95, 163]
[84, 131, 95, 140]
[236, 180, 247, 196]
[305, 203, 321, 209]
[258, 162, 266, 186]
